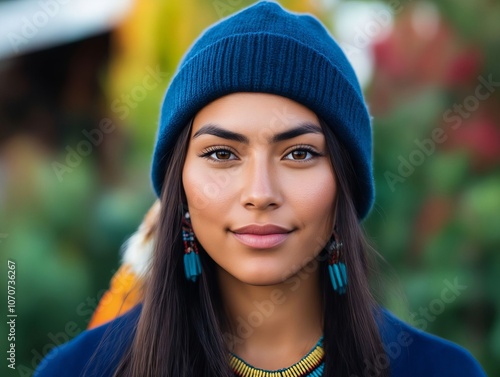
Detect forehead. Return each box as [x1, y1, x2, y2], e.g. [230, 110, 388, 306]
[191, 92, 320, 134]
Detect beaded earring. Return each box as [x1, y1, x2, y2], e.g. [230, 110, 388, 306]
[326, 234, 347, 294]
[182, 211, 202, 282]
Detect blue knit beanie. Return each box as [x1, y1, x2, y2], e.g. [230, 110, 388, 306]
[151, 1, 374, 219]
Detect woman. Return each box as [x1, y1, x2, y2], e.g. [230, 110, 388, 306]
[34, 2, 486, 376]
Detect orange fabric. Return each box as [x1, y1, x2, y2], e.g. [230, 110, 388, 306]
[87, 265, 143, 329]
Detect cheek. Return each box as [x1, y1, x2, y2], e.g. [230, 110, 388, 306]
[182, 158, 235, 213]
[182, 161, 227, 255]
[282, 166, 336, 219]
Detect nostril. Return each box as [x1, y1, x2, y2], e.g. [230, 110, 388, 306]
[244, 201, 279, 210]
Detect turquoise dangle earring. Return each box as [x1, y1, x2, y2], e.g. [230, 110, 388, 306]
[182, 211, 202, 282]
[326, 234, 347, 294]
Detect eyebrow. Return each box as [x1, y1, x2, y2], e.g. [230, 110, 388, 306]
[192, 122, 323, 144]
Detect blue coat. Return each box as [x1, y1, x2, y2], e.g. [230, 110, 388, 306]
[34, 305, 487, 377]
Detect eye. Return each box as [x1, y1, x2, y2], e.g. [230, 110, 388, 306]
[283, 145, 322, 161]
[212, 150, 232, 160]
[199, 146, 238, 162]
[288, 150, 309, 160]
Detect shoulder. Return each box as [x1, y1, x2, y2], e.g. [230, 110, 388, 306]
[34, 305, 141, 377]
[376, 308, 487, 377]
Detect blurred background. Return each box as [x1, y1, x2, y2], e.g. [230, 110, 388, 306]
[0, 0, 499, 375]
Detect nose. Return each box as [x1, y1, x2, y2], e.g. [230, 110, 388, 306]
[240, 155, 283, 210]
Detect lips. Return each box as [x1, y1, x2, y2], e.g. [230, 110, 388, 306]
[230, 224, 293, 249]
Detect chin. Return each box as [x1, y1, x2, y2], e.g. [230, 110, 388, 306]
[229, 265, 293, 286]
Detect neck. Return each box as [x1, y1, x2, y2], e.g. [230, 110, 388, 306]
[217, 266, 324, 370]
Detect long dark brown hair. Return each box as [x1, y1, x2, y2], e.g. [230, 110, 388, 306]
[113, 117, 389, 377]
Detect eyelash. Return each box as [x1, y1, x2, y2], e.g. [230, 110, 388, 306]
[284, 144, 323, 162]
[198, 146, 238, 163]
[198, 144, 322, 163]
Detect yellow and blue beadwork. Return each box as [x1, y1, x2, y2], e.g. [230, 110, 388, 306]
[230, 337, 324, 377]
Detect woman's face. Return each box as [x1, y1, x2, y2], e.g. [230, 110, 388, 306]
[182, 93, 337, 286]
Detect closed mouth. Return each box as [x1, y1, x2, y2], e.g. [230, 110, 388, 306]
[230, 225, 294, 249]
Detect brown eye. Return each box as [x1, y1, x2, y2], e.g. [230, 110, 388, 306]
[200, 147, 237, 162]
[215, 150, 231, 160]
[283, 146, 320, 162]
[291, 150, 308, 160]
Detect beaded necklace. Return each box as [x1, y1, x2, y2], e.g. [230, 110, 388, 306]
[229, 337, 324, 377]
